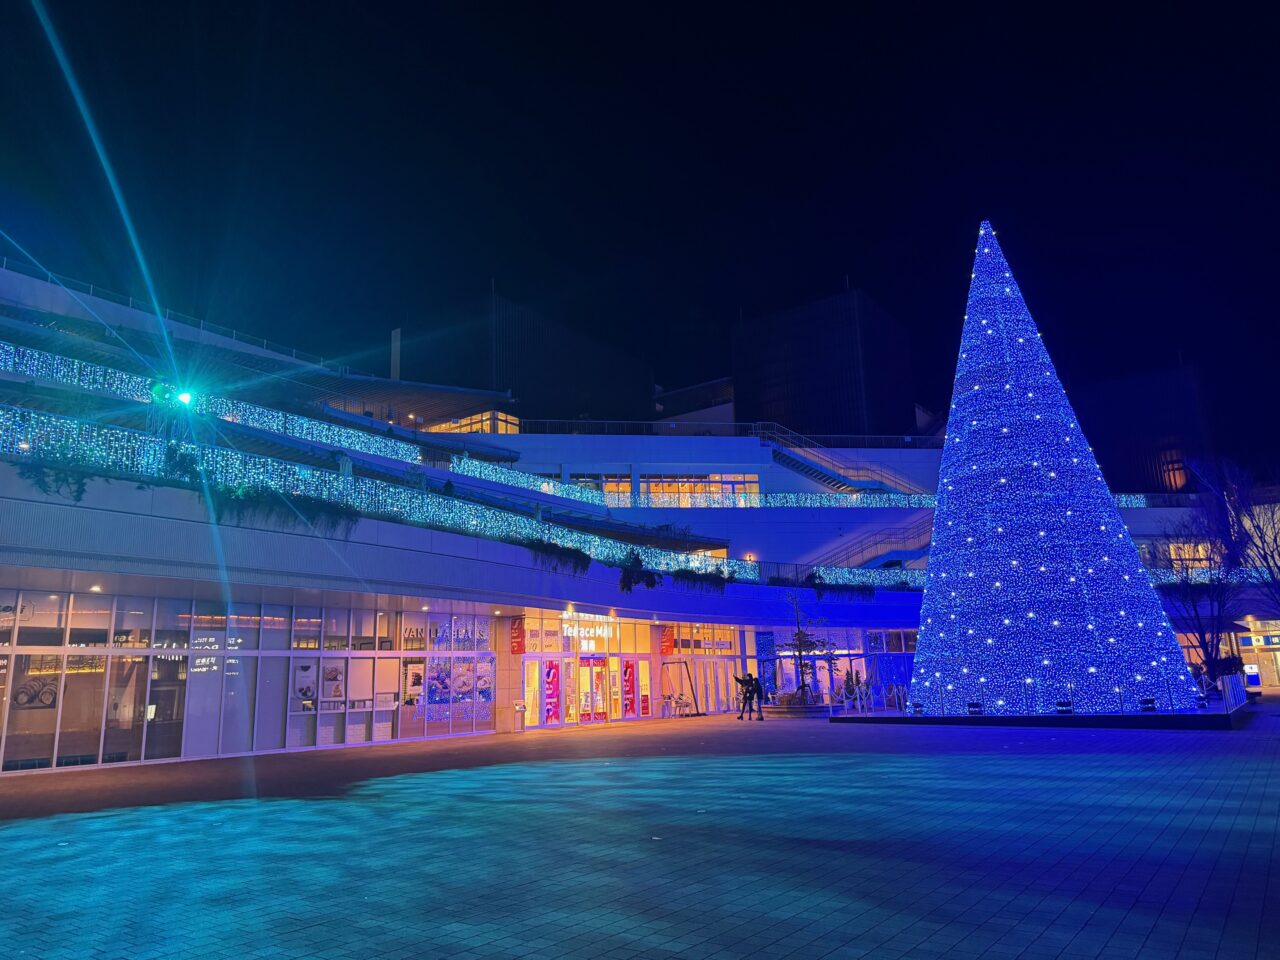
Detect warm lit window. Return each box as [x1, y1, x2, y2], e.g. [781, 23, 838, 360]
[1168, 542, 1211, 571]
[636, 474, 760, 507]
[425, 411, 519, 435]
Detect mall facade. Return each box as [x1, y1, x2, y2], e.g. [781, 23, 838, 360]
[0, 261, 1265, 773]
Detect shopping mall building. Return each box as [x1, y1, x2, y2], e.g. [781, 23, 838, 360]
[0, 260, 1271, 774]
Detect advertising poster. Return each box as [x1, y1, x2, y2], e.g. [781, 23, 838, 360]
[322, 663, 346, 699]
[510, 616, 525, 655]
[543, 660, 561, 725]
[622, 660, 636, 717]
[293, 663, 317, 700]
[639, 662, 651, 716]
[402, 660, 425, 704]
[660, 625, 675, 657]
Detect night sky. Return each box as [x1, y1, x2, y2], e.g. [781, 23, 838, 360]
[0, 4, 1276, 462]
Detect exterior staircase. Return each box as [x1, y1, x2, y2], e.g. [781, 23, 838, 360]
[811, 512, 935, 569]
[752, 422, 927, 495]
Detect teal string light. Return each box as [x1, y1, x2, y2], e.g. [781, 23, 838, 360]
[908, 223, 1198, 716]
[450, 456, 607, 506]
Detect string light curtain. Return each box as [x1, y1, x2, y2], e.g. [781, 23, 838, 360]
[910, 222, 1197, 716]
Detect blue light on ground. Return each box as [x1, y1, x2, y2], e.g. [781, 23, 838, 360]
[0, 732, 1274, 959]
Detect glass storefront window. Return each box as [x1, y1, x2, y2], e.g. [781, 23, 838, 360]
[451, 658, 475, 733]
[153, 598, 192, 649]
[0, 590, 17, 646]
[292, 607, 321, 650]
[474, 616, 491, 652]
[0, 654, 7, 742]
[399, 657, 425, 737]
[69, 594, 112, 647]
[373, 658, 399, 739]
[424, 656, 450, 735]
[346, 658, 374, 742]
[260, 604, 291, 651]
[18, 592, 67, 646]
[221, 656, 257, 754]
[185, 648, 222, 758]
[430, 615, 452, 651]
[145, 655, 188, 759]
[453, 615, 475, 651]
[323, 608, 350, 651]
[3, 654, 61, 769]
[113, 597, 154, 647]
[192, 601, 226, 653]
[254, 656, 288, 750]
[56, 655, 107, 766]
[102, 655, 148, 763]
[227, 603, 261, 650]
[351, 609, 377, 651]
[399, 610, 427, 650]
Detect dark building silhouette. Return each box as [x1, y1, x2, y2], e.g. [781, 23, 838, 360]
[1071, 366, 1210, 493]
[731, 290, 915, 437]
[407, 293, 655, 422]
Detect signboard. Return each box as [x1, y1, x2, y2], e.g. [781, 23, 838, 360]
[622, 660, 636, 718]
[544, 660, 561, 725]
[660, 625, 675, 657]
[510, 615, 525, 655]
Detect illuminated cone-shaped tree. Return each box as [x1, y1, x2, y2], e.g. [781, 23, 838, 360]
[910, 222, 1197, 716]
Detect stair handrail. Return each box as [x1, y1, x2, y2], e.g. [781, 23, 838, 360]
[752, 421, 927, 494]
[811, 512, 936, 568]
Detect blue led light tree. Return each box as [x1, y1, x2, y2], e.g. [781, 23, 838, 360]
[910, 222, 1197, 716]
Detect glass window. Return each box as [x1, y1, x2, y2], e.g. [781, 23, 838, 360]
[145, 655, 188, 759]
[346, 658, 374, 743]
[476, 655, 495, 731]
[3, 654, 61, 769]
[220, 657, 256, 754]
[290, 657, 319, 713]
[113, 597, 153, 647]
[374, 658, 399, 740]
[0, 589, 17, 646]
[227, 603, 260, 650]
[292, 607, 321, 650]
[260, 604, 290, 651]
[352, 609, 378, 650]
[323, 608, 350, 651]
[320, 658, 347, 713]
[0, 654, 7, 742]
[453, 615, 475, 651]
[185, 651, 222, 758]
[102, 655, 148, 763]
[254, 656, 289, 750]
[56, 655, 106, 766]
[451, 658, 475, 734]
[68, 595, 112, 647]
[18, 592, 67, 646]
[425, 656, 450, 735]
[153, 598, 192, 649]
[474, 616, 491, 652]
[191, 601, 226, 653]
[431, 614, 453, 651]
[400, 610, 428, 650]
[400, 657, 426, 737]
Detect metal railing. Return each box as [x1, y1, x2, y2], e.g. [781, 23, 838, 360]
[811, 512, 935, 569]
[752, 421, 929, 494]
[0, 255, 370, 376]
[515, 418, 942, 449]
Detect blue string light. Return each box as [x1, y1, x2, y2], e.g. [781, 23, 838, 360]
[450, 456, 607, 506]
[909, 222, 1198, 716]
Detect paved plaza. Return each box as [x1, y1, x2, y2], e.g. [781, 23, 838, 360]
[1, 705, 1277, 960]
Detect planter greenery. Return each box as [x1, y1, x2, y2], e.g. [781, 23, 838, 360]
[670, 567, 732, 593]
[522, 539, 593, 575]
[211, 486, 361, 536]
[618, 551, 662, 593]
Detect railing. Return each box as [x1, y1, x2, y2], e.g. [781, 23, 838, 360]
[752, 421, 929, 494]
[0, 255, 371, 376]
[515, 418, 942, 449]
[811, 512, 935, 569]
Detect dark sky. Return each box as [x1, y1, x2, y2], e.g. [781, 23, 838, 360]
[0, 3, 1276, 461]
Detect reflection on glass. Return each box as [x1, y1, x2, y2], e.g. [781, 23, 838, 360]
[424, 656, 450, 736]
[145, 655, 188, 759]
[220, 656, 257, 753]
[400, 657, 425, 737]
[102, 656, 147, 763]
[260, 604, 290, 651]
[113, 597, 153, 647]
[452, 658, 475, 733]
[153, 599, 191, 649]
[476, 655, 495, 731]
[57, 655, 106, 765]
[292, 607, 321, 650]
[227, 603, 260, 650]
[3, 654, 61, 769]
[352, 609, 378, 651]
[18, 593, 67, 646]
[0, 589, 16, 646]
[323, 607, 350, 651]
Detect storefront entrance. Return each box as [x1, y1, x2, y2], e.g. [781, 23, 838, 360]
[522, 654, 651, 727]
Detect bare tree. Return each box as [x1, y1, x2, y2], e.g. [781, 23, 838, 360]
[1153, 511, 1243, 681]
[1190, 459, 1280, 622]
[777, 591, 836, 704]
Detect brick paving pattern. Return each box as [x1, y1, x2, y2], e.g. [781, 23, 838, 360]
[1, 705, 1277, 960]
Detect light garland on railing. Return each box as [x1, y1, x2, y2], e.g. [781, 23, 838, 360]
[449, 456, 606, 506]
[0, 340, 154, 403]
[193, 394, 421, 464]
[0, 404, 756, 582]
[606, 490, 1148, 510]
